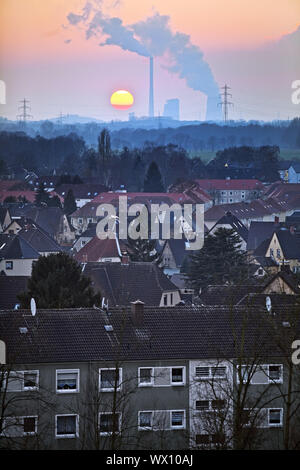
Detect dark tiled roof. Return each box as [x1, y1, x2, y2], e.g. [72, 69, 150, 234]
[83, 261, 179, 306]
[5, 205, 64, 238]
[0, 276, 29, 309]
[0, 234, 39, 260]
[263, 270, 300, 294]
[237, 293, 300, 308]
[210, 212, 248, 242]
[253, 238, 272, 258]
[1, 305, 298, 364]
[199, 284, 264, 306]
[247, 221, 284, 251]
[162, 239, 187, 267]
[18, 224, 62, 253]
[56, 184, 107, 199]
[276, 230, 300, 260]
[74, 237, 125, 262]
[80, 223, 97, 238]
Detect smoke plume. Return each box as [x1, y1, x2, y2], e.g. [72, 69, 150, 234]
[67, 1, 221, 120]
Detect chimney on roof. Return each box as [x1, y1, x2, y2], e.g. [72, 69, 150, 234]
[131, 300, 144, 326]
[274, 216, 279, 224]
[121, 251, 130, 265]
[290, 225, 295, 235]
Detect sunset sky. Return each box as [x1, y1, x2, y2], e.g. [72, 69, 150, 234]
[0, 0, 299, 121]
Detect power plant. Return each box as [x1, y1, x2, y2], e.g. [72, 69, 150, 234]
[148, 57, 154, 118]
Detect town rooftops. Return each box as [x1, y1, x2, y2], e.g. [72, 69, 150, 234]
[55, 184, 108, 199]
[74, 237, 125, 262]
[0, 234, 40, 260]
[209, 211, 249, 242]
[247, 221, 284, 251]
[194, 179, 264, 191]
[0, 304, 298, 364]
[17, 223, 62, 254]
[83, 261, 179, 306]
[0, 276, 29, 309]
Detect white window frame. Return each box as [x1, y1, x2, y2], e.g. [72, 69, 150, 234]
[195, 365, 227, 380]
[23, 415, 38, 436]
[3, 370, 39, 392]
[137, 410, 186, 431]
[56, 369, 80, 394]
[99, 368, 122, 392]
[99, 412, 122, 435]
[55, 414, 79, 439]
[268, 408, 283, 427]
[138, 411, 153, 430]
[138, 367, 154, 387]
[237, 364, 283, 384]
[0, 416, 38, 437]
[170, 366, 185, 386]
[195, 399, 226, 412]
[170, 410, 186, 430]
[5, 261, 13, 270]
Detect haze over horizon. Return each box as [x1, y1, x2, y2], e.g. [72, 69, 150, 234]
[0, 0, 299, 122]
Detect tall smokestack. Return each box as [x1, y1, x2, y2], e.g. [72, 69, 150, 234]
[149, 56, 154, 118]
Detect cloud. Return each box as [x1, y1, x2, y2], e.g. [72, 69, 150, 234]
[66, 1, 221, 119]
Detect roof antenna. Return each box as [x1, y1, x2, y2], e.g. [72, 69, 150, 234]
[30, 298, 36, 317]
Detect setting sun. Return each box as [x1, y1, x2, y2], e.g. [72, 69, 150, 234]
[110, 90, 134, 110]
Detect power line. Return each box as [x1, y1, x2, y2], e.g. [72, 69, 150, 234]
[16, 98, 33, 123]
[218, 85, 234, 123]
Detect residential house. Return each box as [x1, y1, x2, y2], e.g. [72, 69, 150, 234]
[159, 239, 188, 275]
[193, 179, 263, 205]
[74, 236, 126, 263]
[72, 223, 97, 253]
[287, 163, 300, 183]
[0, 207, 12, 232]
[0, 303, 298, 450]
[0, 234, 39, 276]
[263, 229, 300, 273]
[70, 192, 204, 235]
[3, 204, 75, 246]
[55, 184, 108, 209]
[82, 260, 181, 307]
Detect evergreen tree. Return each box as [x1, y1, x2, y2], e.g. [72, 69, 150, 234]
[63, 189, 77, 215]
[143, 161, 164, 192]
[126, 238, 160, 263]
[98, 128, 111, 165]
[18, 252, 101, 309]
[187, 228, 249, 291]
[34, 182, 50, 206]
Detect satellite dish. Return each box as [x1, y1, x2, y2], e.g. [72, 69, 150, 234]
[266, 296, 272, 313]
[30, 298, 36, 317]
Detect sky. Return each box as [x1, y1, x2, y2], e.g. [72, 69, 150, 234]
[0, 0, 300, 122]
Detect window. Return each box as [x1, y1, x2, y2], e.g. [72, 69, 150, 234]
[195, 365, 227, 379]
[270, 248, 274, 257]
[196, 400, 210, 411]
[99, 412, 121, 435]
[0, 416, 37, 437]
[276, 249, 281, 258]
[78, 218, 83, 224]
[81, 240, 86, 247]
[163, 295, 168, 306]
[138, 411, 152, 429]
[212, 399, 226, 409]
[4, 370, 39, 392]
[5, 261, 13, 270]
[56, 369, 79, 393]
[24, 371, 39, 390]
[237, 364, 282, 384]
[268, 365, 282, 383]
[171, 411, 185, 429]
[23, 417, 37, 435]
[171, 367, 184, 385]
[138, 368, 153, 386]
[269, 409, 282, 427]
[99, 368, 122, 391]
[56, 415, 78, 438]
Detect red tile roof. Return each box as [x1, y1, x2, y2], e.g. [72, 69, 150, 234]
[194, 179, 264, 191]
[74, 236, 126, 262]
[0, 190, 36, 203]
